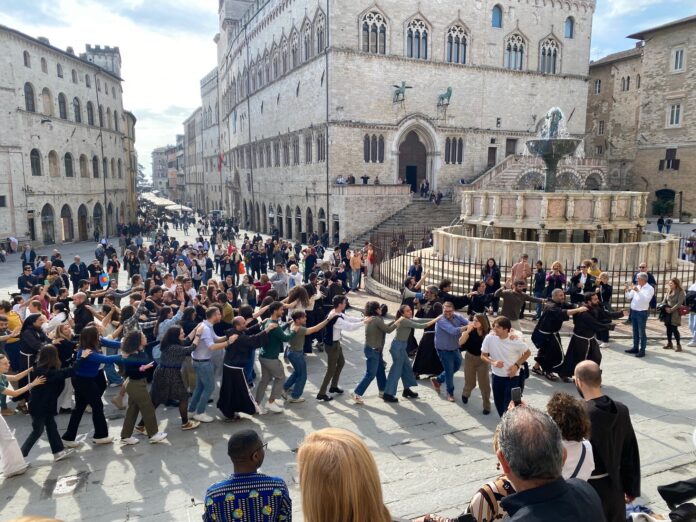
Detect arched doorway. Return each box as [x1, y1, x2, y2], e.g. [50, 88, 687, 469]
[60, 205, 74, 242]
[306, 208, 314, 235]
[107, 202, 114, 236]
[77, 204, 88, 241]
[399, 131, 427, 193]
[516, 171, 544, 191]
[276, 205, 284, 237]
[41, 204, 55, 245]
[654, 189, 676, 217]
[255, 203, 261, 233]
[120, 202, 126, 225]
[556, 171, 582, 190]
[93, 202, 103, 239]
[262, 203, 267, 234]
[318, 208, 326, 236]
[585, 172, 603, 190]
[285, 205, 292, 240]
[295, 207, 302, 241]
[243, 200, 249, 228]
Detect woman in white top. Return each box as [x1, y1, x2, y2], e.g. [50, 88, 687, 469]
[42, 302, 71, 336]
[546, 391, 595, 481]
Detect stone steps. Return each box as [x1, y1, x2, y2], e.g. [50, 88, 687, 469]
[351, 199, 460, 246]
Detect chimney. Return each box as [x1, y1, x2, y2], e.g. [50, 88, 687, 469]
[66, 46, 74, 55]
[37, 37, 50, 45]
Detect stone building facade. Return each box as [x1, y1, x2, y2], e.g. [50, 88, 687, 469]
[200, 68, 224, 213]
[215, 0, 596, 240]
[0, 25, 135, 245]
[151, 146, 169, 195]
[183, 108, 204, 211]
[587, 15, 696, 217]
[123, 110, 138, 221]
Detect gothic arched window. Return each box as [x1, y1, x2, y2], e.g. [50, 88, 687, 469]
[406, 19, 428, 59]
[361, 11, 387, 54]
[539, 38, 559, 74]
[492, 5, 503, 28]
[564, 17, 575, 39]
[504, 34, 525, 70]
[24, 82, 35, 112]
[446, 25, 468, 64]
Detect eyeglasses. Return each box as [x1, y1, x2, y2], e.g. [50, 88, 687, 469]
[249, 442, 268, 459]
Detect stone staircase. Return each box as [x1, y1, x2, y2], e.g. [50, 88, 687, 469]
[461, 154, 609, 191]
[352, 198, 461, 245]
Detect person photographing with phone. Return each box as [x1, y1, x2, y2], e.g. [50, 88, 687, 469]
[480, 316, 531, 417]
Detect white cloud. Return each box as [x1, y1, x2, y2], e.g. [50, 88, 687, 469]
[601, 0, 682, 17]
[0, 0, 218, 178]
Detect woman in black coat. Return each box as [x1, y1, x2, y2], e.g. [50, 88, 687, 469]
[16, 314, 50, 409]
[21, 345, 77, 460]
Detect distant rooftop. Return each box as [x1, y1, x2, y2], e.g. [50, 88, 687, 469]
[590, 46, 643, 67]
[627, 14, 696, 40]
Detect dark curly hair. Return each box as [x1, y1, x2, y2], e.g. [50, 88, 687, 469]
[546, 392, 590, 442]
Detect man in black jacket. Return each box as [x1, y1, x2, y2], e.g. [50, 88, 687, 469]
[575, 361, 641, 522]
[67, 256, 89, 294]
[569, 264, 596, 304]
[498, 406, 605, 521]
[17, 266, 35, 299]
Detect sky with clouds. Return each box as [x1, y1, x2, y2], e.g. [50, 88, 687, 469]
[1, 0, 694, 179]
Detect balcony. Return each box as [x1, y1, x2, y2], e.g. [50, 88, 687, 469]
[330, 184, 412, 197]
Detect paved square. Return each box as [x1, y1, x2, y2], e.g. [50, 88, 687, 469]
[1, 237, 695, 521]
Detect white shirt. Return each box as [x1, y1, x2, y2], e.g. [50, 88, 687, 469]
[288, 271, 303, 289]
[625, 283, 654, 311]
[481, 333, 529, 378]
[42, 312, 68, 335]
[193, 320, 216, 360]
[562, 439, 594, 481]
[332, 313, 363, 342]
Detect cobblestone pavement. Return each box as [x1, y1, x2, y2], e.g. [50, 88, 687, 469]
[1, 232, 695, 521]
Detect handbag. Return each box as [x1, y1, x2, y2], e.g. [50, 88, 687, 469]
[678, 305, 689, 316]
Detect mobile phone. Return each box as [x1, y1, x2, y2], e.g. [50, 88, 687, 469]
[511, 387, 522, 406]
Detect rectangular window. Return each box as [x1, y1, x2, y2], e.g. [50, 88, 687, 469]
[669, 103, 682, 126]
[597, 120, 605, 135]
[0, 195, 6, 207]
[673, 48, 685, 72]
[594, 79, 601, 95]
[595, 145, 604, 156]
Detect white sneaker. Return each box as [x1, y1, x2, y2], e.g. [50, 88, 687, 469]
[288, 397, 305, 403]
[266, 401, 283, 414]
[257, 406, 268, 415]
[687, 341, 696, 347]
[352, 393, 365, 405]
[61, 439, 83, 448]
[3, 464, 29, 478]
[54, 449, 75, 462]
[120, 437, 139, 445]
[149, 432, 168, 444]
[193, 413, 214, 423]
[92, 436, 113, 445]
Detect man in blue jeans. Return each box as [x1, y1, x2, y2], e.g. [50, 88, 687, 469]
[480, 316, 531, 416]
[432, 302, 468, 402]
[624, 272, 654, 358]
[189, 307, 237, 423]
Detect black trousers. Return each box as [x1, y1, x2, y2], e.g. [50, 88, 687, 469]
[22, 412, 63, 456]
[63, 373, 108, 441]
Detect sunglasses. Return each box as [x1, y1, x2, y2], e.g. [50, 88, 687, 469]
[248, 442, 268, 459]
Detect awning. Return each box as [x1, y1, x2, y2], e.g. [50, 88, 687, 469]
[166, 204, 192, 212]
[140, 192, 177, 207]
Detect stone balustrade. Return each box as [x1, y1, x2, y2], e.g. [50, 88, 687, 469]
[330, 183, 412, 197]
[433, 225, 681, 269]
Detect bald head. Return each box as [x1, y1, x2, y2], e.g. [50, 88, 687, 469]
[72, 292, 86, 305]
[575, 360, 602, 388]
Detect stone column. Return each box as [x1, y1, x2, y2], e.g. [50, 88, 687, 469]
[588, 230, 598, 243]
[516, 194, 525, 222]
[514, 228, 525, 241]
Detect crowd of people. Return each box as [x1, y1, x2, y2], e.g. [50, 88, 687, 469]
[0, 214, 694, 522]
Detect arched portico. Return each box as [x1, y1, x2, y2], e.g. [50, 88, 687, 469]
[392, 115, 440, 192]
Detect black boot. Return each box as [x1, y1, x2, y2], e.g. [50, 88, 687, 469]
[402, 388, 418, 399]
[382, 394, 398, 403]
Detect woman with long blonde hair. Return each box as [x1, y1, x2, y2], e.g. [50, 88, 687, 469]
[297, 428, 392, 522]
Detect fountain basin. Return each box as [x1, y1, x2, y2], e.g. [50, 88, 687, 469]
[526, 138, 582, 159]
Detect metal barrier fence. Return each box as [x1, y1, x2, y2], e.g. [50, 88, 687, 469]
[370, 227, 696, 314]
